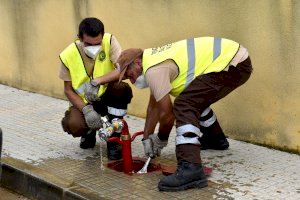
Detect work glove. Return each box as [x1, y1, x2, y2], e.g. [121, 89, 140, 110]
[82, 105, 103, 130]
[149, 134, 168, 157]
[84, 80, 101, 103]
[142, 138, 154, 158]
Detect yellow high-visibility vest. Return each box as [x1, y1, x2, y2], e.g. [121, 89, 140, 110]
[59, 33, 115, 103]
[142, 37, 240, 97]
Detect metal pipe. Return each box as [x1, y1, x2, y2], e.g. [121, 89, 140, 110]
[106, 119, 144, 174]
[131, 131, 144, 142]
[107, 120, 134, 174]
[119, 120, 133, 174]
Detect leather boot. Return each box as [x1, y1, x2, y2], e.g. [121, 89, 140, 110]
[158, 144, 207, 191]
[107, 132, 122, 160]
[199, 120, 229, 150]
[80, 130, 96, 149]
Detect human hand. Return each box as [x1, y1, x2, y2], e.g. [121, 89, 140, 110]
[142, 138, 154, 158]
[149, 134, 168, 156]
[84, 80, 101, 103]
[82, 105, 103, 129]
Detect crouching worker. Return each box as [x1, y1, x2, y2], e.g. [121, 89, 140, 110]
[59, 17, 132, 160]
[116, 37, 252, 191]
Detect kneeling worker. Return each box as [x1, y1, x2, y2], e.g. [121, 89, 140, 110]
[59, 18, 132, 160]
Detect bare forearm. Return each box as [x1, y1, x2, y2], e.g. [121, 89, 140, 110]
[64, 81, 86, 111]
[65, 90, 86, 111]
[93, 69, 120, 85]
[143, 96, 159, 139]
[158, 112, 175, 140]
[156, 94, 175, 140]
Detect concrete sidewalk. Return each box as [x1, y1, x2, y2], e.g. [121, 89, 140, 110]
[0, 84, 299, 200]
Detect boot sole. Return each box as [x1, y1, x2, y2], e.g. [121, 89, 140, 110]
[158, 179, 208, 192]
[79, 141, 96, 149]
[201, 143, 229, 150]
[201, 146, 229, 150]
[79, 145, 95, 149]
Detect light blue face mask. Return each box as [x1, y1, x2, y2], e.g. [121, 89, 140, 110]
[134, 74, 149, 89]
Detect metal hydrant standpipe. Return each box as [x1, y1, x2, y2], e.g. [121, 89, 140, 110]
[98, 117, 143, 174]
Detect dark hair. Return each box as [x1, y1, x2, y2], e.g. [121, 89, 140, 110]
[78, 17, 104, 38]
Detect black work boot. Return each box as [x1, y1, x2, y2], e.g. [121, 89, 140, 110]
[107, 132, 122, 160]
[199, 121, 229, 150]
[158, 144, 207, 192]
[158, 161, 207, 191]
[80, 131, 96, 149]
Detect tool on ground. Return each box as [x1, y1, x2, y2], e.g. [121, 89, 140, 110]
[137, 157, 151, 174]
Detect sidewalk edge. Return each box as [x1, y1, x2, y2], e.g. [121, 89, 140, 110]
[0, 159, 110, 200]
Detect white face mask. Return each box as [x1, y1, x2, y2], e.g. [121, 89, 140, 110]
[134, 74, 149, 89]
[83, 45, 102, 60]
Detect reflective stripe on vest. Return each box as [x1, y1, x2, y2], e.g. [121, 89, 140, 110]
[186, 38, 195, 88]
[59, 33, 115, 103]
[142, 37, 240, 97]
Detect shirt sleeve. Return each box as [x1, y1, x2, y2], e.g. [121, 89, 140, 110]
[145, 65, 172, 102]
[109, 35, 122, 65]
[229, 45, 249, 67]
[58, 62, 71, 81]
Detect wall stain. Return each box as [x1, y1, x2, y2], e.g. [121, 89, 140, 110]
[72, 0, 89, 32]
[11, 0, 38, 87]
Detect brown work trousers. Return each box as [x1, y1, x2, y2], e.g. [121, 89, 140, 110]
[61, 82, 132, 137]
[174, 57, 253, 130]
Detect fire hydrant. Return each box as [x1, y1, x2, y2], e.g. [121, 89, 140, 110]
[99, 118, 143, 174]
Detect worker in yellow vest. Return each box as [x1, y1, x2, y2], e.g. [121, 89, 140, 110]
[59, 18, 132, 160]
[117, 37, 252, 191]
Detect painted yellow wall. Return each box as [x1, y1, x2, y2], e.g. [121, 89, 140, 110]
[0, 0, 299, 153]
